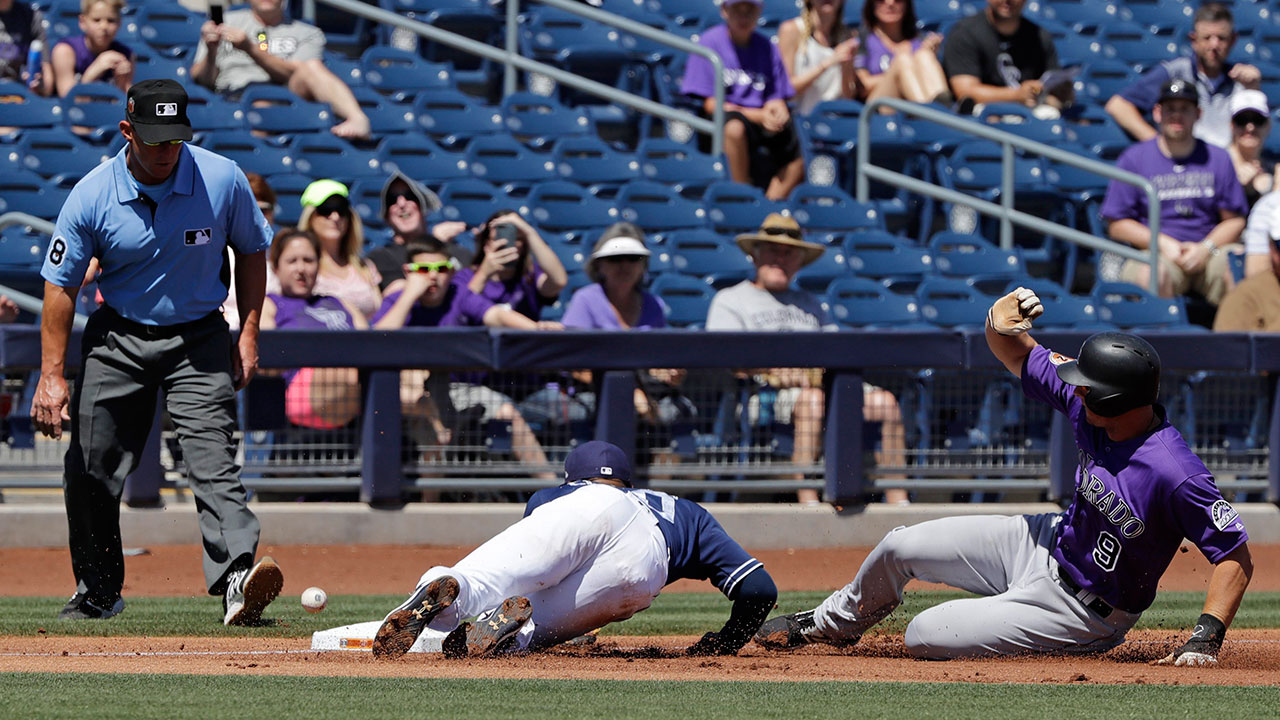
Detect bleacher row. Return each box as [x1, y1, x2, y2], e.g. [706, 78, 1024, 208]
[4, 0, 1280, 331]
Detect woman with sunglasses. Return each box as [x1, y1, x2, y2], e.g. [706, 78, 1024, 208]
[298, 179, 382, 321]
[260, 228, 368, 431]
[777, 0, 860, 116]
[1226, 90, 1278, 212]
[853, 0, 949, 105]
[460, 210, 568, 322]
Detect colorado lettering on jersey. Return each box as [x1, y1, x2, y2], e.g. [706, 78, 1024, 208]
[1075, 462, 1146, 539]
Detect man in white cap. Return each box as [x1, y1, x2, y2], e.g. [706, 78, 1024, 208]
[705, 214, 908, 505]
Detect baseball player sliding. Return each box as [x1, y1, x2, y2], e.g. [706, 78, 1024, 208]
[372, 441, 778, 659]
[755, 287, 1253, 665]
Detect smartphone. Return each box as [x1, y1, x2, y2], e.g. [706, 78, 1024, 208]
[209, 3, 224, 24]
[493, 223, 520, 268]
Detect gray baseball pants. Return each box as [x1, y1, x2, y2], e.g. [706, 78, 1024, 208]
[64, 307, 259, 606]
[813, 513, 1142, 658]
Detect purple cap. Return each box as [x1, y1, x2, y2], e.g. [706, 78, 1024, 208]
[563, 440, 633, 487]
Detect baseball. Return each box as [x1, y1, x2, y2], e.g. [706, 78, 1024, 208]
[301, 586, 327, 613]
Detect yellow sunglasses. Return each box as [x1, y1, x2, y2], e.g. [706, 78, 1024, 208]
[141, 139, 184, 147]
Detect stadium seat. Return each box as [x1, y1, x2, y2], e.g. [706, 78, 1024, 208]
[463, 133, 556, 196]
[0, 94, 61, 139]
[129, 54, 190, 83]
[0, 170, 71, 220]
[842, 231, 934, 293]
[15, 128, 112, 182]
[374, 134, 471, 185]
[615, 180, 707, 233]
[550, 136, 642, 197]
[1092, 281, 1198, 331]
[1099, 22, 1179, 73]
[788, 183, 884, 236]
[665, 229, 755, 289]
[347, 178, 391, 229]
[241, 85, 333, 137]
[792, 244, 852, 292]
[648, 272, 715, 328]
[288, 0, 371, 55]
[412, 89, 503, 150]
[288, 134, 383, 182]
[360, 46, 455, 104]
[702, 181, 788, 235]
[522, 180, 619, 243]
[541, 236, 590, 274]
[199, 130, 294, 176]
[635, 138, 726, 199]
[1125, 0, 1192, 36]
[132, 5, 203, 58]
[823, 276, 928, 329]
[350, 86, 416, 136]
[186, 85, 245, 133]
[386, 0, 500, 96]
[1075, 58, 1140, 105]
[500, 92, 592, 150]
[264, 173, 313, 228]
[915, 276, 986, 329]
[0, 224, 47, 269]
[437, 178, 512, 226]
[60, 83, 125, 141]
[928, 232, 1025, 295]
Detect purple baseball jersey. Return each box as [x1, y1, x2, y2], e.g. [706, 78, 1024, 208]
[1022, 345, 1248, 613]
[1099, 138, 1248, 244]
[371, 284, 492, 327]
[269, 293, 355, 331]
[681, 24, 795, 108]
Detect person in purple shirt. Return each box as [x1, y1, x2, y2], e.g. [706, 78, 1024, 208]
[1100, 79, 1247, 305]
[260, 229, 367, 430]
[50, 0, 133, 97]
[755, 287, 1252, 667]
[455, 210, 568, 323]
[681, 0, 805, 200]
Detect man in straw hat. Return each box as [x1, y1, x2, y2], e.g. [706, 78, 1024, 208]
[705, 214, 908, 505]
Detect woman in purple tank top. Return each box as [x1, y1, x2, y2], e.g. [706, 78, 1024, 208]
[261, 229, 369, 430]
[852, 0, 948, 105]
[50, 0, 134, 97]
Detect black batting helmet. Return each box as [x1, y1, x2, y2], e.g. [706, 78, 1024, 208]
[1054, 332, 1161, 417]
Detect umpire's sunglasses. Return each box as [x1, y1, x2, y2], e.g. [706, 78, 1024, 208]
[142, 139, 184, 147]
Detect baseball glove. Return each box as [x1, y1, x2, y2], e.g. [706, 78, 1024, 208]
[1153, 613, 1225, 667]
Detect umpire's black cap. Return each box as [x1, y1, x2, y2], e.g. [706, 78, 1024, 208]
[126, 79, 193, 144]
[564, 440, 633, 487]
[1055, 332, 1161, 417]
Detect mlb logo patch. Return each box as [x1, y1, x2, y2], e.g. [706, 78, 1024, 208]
[599, 466, 613, 476]
[184, 228, 213, 246]
[156, 103, 178, 117]
[1210, 500, 1239, 531]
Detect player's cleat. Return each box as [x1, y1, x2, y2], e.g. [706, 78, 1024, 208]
[753, 610, 852, 650]
[57, 592, 125, 620]
[372, 575, 460, 659]
[442, 595, 533, 658]
[223, 556, 284, 626]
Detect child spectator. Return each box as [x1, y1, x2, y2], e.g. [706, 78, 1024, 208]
[50, 0, 133, 97]
[776, 0, 858, 116]
[681, 0, 805, 200]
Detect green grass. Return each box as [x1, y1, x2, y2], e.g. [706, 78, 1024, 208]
[1, 675, 1277, 720]
[3, 591, 1278, 638]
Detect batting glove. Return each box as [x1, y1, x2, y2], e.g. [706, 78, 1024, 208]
[1154, 613, 1225, 667]
[987, 287, 1044, 336]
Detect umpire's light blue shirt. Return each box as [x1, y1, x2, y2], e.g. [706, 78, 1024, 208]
[41, 143, 272, 325]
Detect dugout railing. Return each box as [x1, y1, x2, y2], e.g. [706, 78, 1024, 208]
[2, 326, 1276, 506]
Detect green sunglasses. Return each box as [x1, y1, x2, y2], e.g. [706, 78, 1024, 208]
[142, 139, 185, 147]
[407, 260, 456, 273]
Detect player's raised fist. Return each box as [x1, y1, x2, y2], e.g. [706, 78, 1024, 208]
[987, 287, 1044, 336]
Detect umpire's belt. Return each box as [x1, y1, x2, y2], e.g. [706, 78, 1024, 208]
[1056, 565, 1114, 618]
[101, 306, 223, 339]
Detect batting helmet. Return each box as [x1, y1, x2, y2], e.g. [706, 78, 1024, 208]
[1054, 332, 1161, 417]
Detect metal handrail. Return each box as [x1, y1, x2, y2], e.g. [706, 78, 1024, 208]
[855, 98, 1162, 296]
[0, 212, 89, 329]
[306, 0, 726, 155]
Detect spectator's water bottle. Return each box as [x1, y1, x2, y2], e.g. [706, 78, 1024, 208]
[23, 40, 43, 89]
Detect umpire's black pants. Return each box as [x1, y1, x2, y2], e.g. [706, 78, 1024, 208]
[64, 307, 260, 606]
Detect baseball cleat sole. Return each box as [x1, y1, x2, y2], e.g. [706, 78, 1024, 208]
[372, 576, 460, 659]
[224, 557, 284, 627]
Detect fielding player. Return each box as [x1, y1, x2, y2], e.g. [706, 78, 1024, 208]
[754, 287, 1252, 664]
[31, 79, 283, 625]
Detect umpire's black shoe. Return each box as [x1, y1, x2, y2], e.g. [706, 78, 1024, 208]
[58, 592, 125, 620]
[754, 610, 851, 650]
[373, 576, 460, 659]
[442, 595, 533, 659]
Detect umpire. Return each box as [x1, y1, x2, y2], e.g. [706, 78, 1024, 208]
[31, 79, 284, 625]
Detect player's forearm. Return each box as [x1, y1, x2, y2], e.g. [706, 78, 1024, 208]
[39, 282, 78, 375]
[984, 322, 1036, 378]
[1201, 544, 1252, 628]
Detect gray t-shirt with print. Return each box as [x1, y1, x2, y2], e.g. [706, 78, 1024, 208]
[192, 9, 324, 93]
[705, 280, 837, 331]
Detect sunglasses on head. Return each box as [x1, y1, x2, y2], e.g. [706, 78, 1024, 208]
[1234, 112, 1269, 127]
[600, 255, 645, 263]
[314, 196, 350, 217]
[407, 260, 455, 273]
[761, 225, 802, 240]
[142, 138, 184, 147]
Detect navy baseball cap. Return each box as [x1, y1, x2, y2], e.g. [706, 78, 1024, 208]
[564, 440, 633, 487]
[1157, 79, 1198, 106]
[126, 79, 193, 144]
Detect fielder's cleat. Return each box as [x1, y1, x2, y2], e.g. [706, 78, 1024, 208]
[223, 556, 284, 626]
[442, 595, 533, 658]
[753, 610, 846, 650]
[372, 576, 460, 659]
[57, 592, 125, 620]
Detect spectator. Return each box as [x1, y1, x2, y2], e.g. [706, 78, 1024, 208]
[853, 0, 949, 106]
[364, 171, 471, 292]
[0, 0, 51, 95]
[1105, 3, 1260, 150]
[0, 294, 17, 323]
[49, 0, 132, 97]
[1100, 80, 1247, 305]
[705, 214, 908, 505]
[373, 239, 554, 476]
[246, 171, 278, 228]
[776, 0, 858, 116]
[297, 179, 383, 321]
[941, 0, 1069, 114]
[260, 228, 368, 430]
[1214, 209, 1280, 332]
[1226, 90, 1277, 212]
[458, 210, 568, 320]
[681, 0, 805, 200]
[190, 0, 371, 139]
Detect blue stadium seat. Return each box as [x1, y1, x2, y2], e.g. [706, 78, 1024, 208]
[241, 85, 332, 137]
[1125, 0, 1192, 36]
[500, 92, 592, 150]
[287, 0, 371, 55]
[823, 276, 928, 329]
[60, 83, 125, 141]
[132, 5, 203, 58]
[350, 86, 416, 135]
[464, 133, 556, 196]
[541, 236, 590, 275]
[288, 134, 383, 182]
[323, 51, 365, 88]
[15, 128, 112, 182]
[648, 272, 714, 328]
[665, 229, 755, 289]
[1099, 22, 1179, 73]
[792, 244, 852, 292]
[1075, 58, 1140, 105]
[0, 95, 61, 139]
[347, 178, 390, 229]
[550, 135, 641, 197]
[915, 276, 986, 328]
[788, 183, 884, 236]
[635, 138, 726, 199]
[264, 173, 313, 228]
[360, 46, 454, 103]
[186, 85, 245, 133]
[129, 54, 190, 83]
[928, 232, 1025, 295]
[1051, 32, 1114, 67]
[842, 231, 934, 293]
[375, 134, 471, 185]
[1005, 278, 1110, 330]
[522, 180, 619, 243]
[0, 170, 71, 220]
[1092, 281, 1199, 331]
[616, 180, 707, 233]
[412, 89, 503, 150]
[437, 178, 512, 226]
[199, 130, 294, 176]
[1069, 120, 1132, 162]
[0, 224, 47, 269]
[378, 0, 500, 95]
[702, 181, 788, 235]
